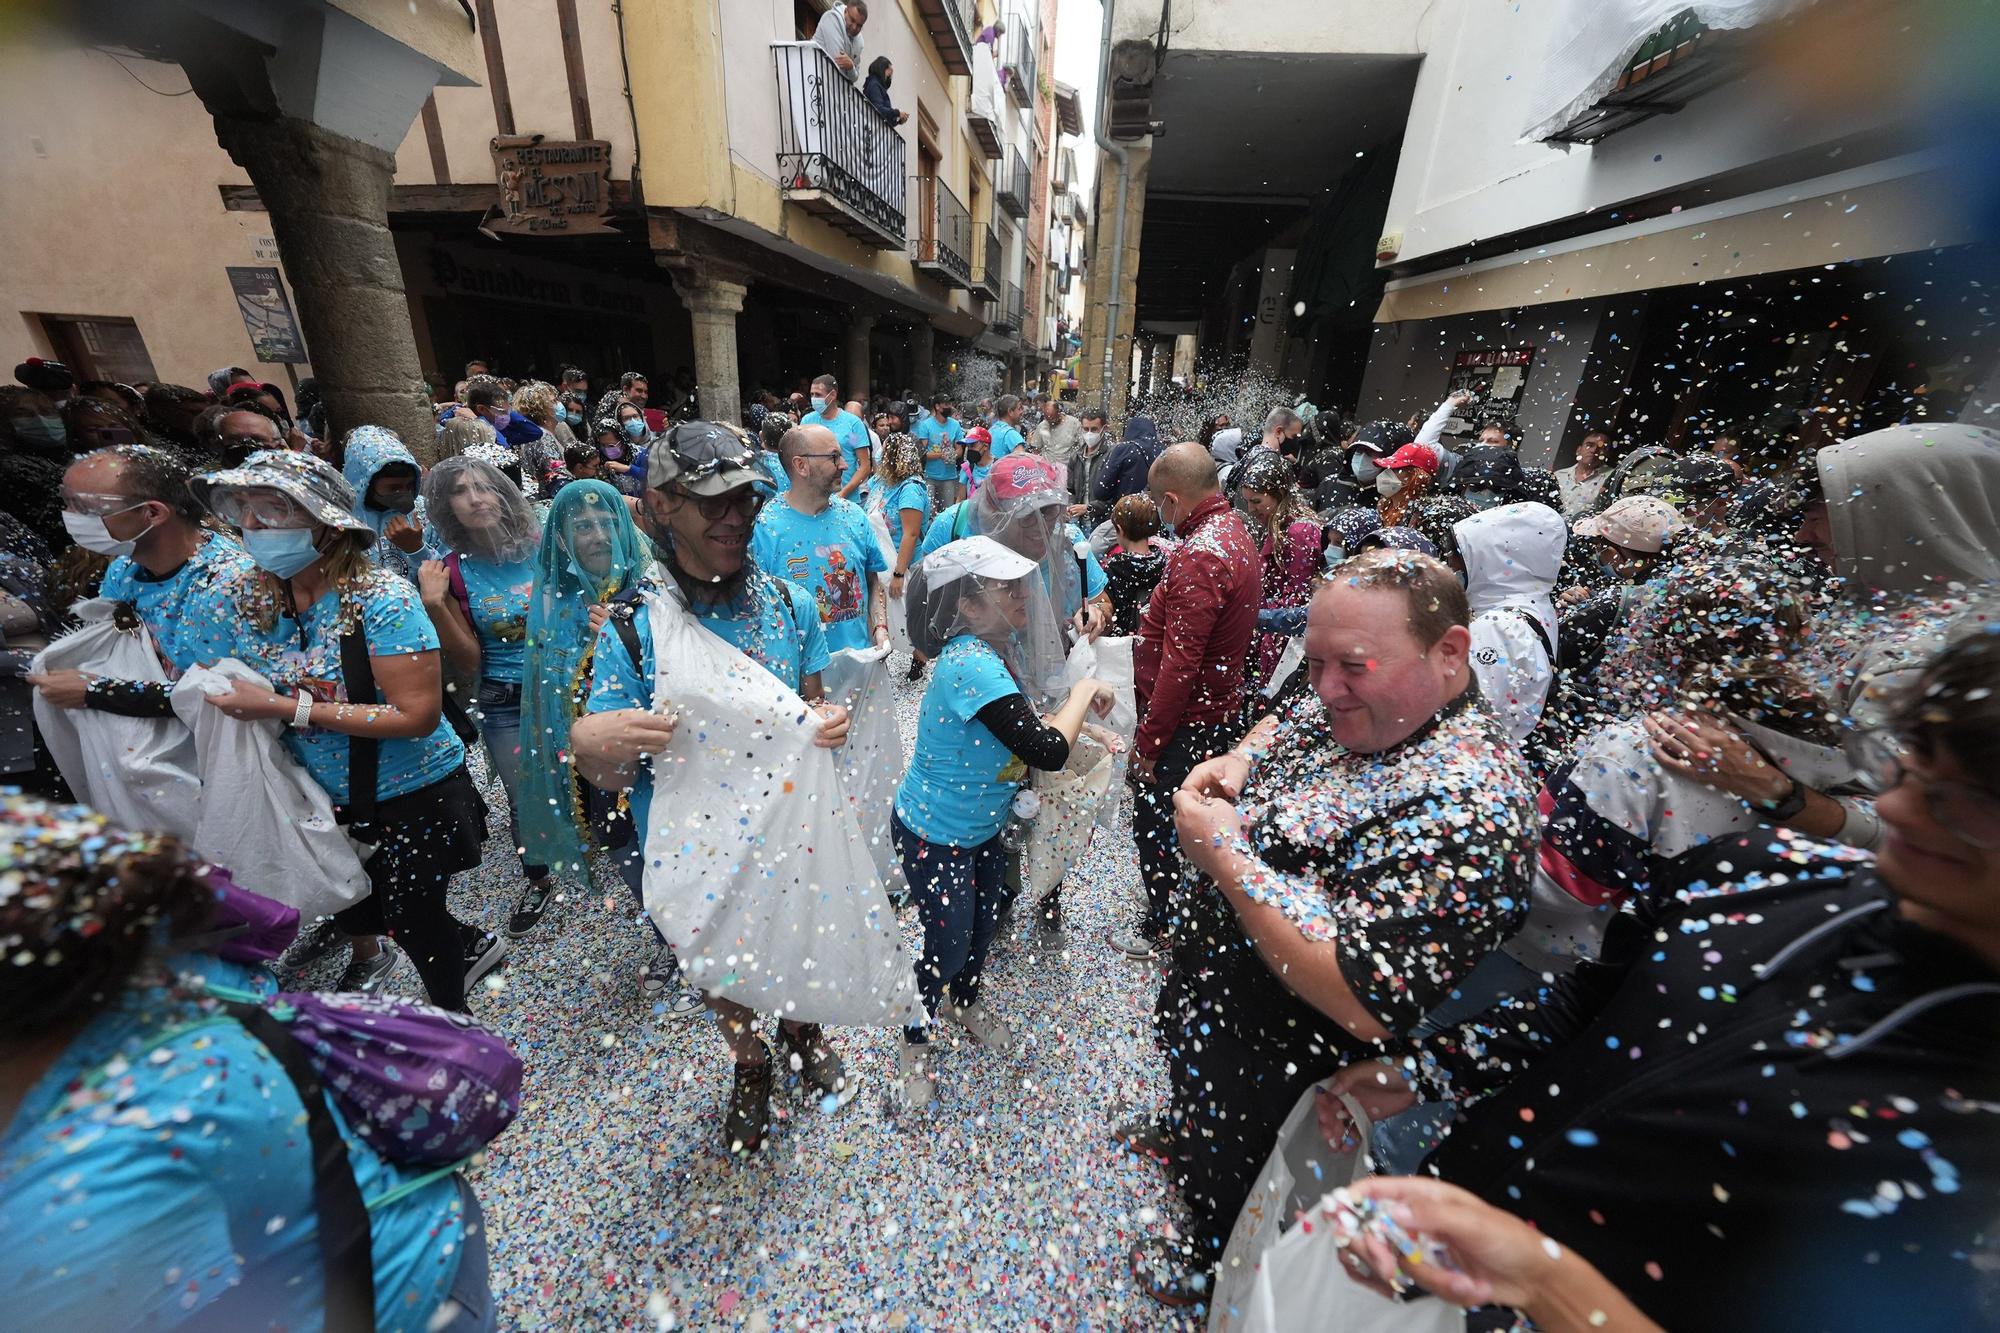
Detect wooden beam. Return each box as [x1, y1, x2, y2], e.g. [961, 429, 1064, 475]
[472, 0, 515, 136]
[219, 181, 637, 215]
[420, 94, 452, 184]
[554, 0, 593, 141]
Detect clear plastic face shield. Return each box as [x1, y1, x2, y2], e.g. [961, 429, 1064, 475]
[909, 540, 1070, 701]
[422, 457, 539, 562]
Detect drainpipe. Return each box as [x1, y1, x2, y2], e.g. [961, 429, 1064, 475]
[1094, 0, 1129, 411]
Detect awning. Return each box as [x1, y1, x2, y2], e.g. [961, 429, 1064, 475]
[1376, 156, 1974, 323]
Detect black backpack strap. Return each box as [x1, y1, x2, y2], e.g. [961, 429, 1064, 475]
[339, 626, 379, 826]
[199, 1001, 377, 1331]
[1508, 606, 1554, 662]
[605, 588, 646, 675]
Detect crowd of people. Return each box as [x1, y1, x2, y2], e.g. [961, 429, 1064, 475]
[2, 344, 1997, 1331]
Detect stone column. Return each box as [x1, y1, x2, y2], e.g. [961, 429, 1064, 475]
[909, 321, 936, 398]
[208, 114, 438, 459]
[844, 313, 878, 404]
[669, 267, 750, 425]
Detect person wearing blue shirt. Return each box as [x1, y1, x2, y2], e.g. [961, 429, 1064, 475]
[987, 393, 1027, 463]
[889, 536, 1111, 1112]
[804, 371, 873, 500]
[415, 456, 560, 940]
[915, 393, 966, 510]
[751, 422, 891, 656]
[341, 424, 440, 583]
[0, 798, 495, 1333]
[914, 460, 1113, 634]
[568, 421, 855, 1156]
[188, 450, 504, 1011]
[31, 445, 253, 719]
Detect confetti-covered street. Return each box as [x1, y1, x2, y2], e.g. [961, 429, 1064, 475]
[443, 665, 1192, 1332]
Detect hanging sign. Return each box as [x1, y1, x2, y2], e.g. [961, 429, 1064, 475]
[485, 135, 614, 236]
[225, 266, 308, 363]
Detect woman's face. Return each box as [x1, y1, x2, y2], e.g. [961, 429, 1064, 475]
[965, 578, 1029, 635]
[617, 404, 642, 426]
[1876, 742, 2000, 938]
[1241, 486, 1278, 526]
[448, 474, 504, 530]
[565, 508, 620, 577]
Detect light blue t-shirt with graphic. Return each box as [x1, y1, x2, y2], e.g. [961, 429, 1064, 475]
[915, 415, 964, 482]
[808, 407, 873, 488]
[895, 634, 1026, 848]
[584, 576, 828, 834]
[453, 554, 536, 684]
[886, 477, 932, 529]
[750, 496, 888, 654]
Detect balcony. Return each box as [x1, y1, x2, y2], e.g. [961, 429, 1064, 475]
[995, 280, 1024, 334]
[912, 0, 975, 76]
[972, 223, 1002, 301]
[910, 176, 973, 289]
[996, 148, 1029, 220]
[773, 43, 906, 250]
[1002, 10, 1037, 111]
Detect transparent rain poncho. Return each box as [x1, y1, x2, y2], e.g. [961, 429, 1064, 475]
[420, 455, 541, 565]
[907, 533, 1067, 701]
[957, 454, 1082, 697]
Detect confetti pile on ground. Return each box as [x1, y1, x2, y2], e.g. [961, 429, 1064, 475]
[375, 661, 1198, 1331]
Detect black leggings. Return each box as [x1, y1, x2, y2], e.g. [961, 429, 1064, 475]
[335, 768, 488, 1011]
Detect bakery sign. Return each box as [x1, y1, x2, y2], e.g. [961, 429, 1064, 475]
[485, 135, 613, 236]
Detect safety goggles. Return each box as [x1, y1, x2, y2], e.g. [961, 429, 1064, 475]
[206, 487, 308, 529]
[60, 489, 145, 518]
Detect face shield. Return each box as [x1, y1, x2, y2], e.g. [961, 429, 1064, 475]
[421, 456, 541, 563]
[906, 535, 1069, 701]
[968, 454, 1085, 625]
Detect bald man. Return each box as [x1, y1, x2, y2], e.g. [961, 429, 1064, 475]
[1110, 441, 1265, 961]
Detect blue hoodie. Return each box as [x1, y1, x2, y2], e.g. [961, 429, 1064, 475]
[341, 426, 439, 583]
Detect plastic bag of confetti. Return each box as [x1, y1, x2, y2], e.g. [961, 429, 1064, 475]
[1022, 726, 1115, 904]
[864, 495, 913, 656]
[821, 641, 909, 900]
[30, 598, 200, 840]
[171, 659, 369, 922]
[1211, 1088, 1376, 1333]
[1065, 634, 1136, 826]
[638, 586, 923, 1027]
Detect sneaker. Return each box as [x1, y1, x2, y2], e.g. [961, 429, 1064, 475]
[724, 1042, 775, 1154]
[940, 998, 1015, 1051]
[1108, 927, 1160, 961]
[640, 944, 706, 1018]
[906, 656, 928, 681]
[506, 879, 558, 938]
[1129, 1236, 1210, 1309]
[778, 1023, 858, 1109]
[462, 932, 510, 989]
[1036, 895, 1068, 949]
[891, 1039, 936, 1113]
[1112, 1111, 1175, 1161]
[335, 939, 401, 993]
[274, 917, 346, 975]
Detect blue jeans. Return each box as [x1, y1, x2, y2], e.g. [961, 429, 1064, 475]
[428, 1177, 497, 1331]
[893, 812, 1006, 1044]
[475, 679, 548, 881]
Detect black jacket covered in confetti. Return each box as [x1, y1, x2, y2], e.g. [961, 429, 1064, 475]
[1413, 830, 2000, 1331]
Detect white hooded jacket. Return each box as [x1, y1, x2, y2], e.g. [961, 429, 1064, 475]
[1453, 501, 1568, 742]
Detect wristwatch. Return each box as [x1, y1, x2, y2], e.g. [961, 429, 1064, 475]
[1757, 775, 1808, 822]
[292, 692, 315, 730]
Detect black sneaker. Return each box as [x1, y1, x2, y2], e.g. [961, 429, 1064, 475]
[725, 1042, 775, 1155]
[778, 1023, 858, 1108]
[906, 655, 927, 681]
[463, 932, 510, 990]
[335, 940, 401, 993]
[506, 880, 558, 938]
[274, 917, 345, 975]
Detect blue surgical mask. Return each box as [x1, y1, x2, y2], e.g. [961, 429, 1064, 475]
[811, 396, 829, 414]
[242, 526, 323, 579]
[16, 414, 66, 451]
[622, 418, 647, 440]
[1350, 453, 1380, 484]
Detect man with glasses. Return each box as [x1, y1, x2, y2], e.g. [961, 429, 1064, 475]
[571, 421, 857, 1155]
[197, 402, 284, 467]
[28, 444, 252, 714]
[751, 423, 890, 655]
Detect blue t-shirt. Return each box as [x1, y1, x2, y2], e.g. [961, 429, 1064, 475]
[98, 532, 252, 675]
[915, 416, 964, 482]
[895, 635, 1027, 847]
[886, 477, 932, 529]
[755, 450, 790, 494]
[584, 576, 829, 833]
[189, 570, 465, 803]
[750, 497, 888, 654]
[0, 958, 466, 1332]
[988, 419, 1025, 462]
[453, 554, 536, 684]
[808, 407, 872, 488]
[914, 509, 1107, 615]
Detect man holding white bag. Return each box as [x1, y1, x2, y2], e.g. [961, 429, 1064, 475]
[570, 422, 865, 1158]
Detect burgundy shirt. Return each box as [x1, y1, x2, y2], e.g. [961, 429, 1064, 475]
[1132, 493, 1263, 759]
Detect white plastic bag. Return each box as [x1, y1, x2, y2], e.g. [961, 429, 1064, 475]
[1243, 1190, 1466, 1333]
[1022, 727, 1116, 904]
[30, 598, 200, 838]
[1065, 635, 1137, 826]
[170, 660, 369, 921]
[864, 497, 912, 656]
[820, 642, 908, 900]
[638, 587, 923, 1027]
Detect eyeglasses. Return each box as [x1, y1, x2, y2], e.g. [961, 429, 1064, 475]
[679, 489, 765, 521]
[208, 488, 305, 528]
[1850, 728, 2000, 850]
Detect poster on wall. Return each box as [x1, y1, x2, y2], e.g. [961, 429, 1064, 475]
[225, 266, 308, 364]
[1446, 346, 1535, 435]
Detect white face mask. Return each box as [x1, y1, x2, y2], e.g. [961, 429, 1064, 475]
[1350, 452, 1381, 483]
[63, 505, 156, 558]
[1375, 472, 1405, 499]
[1081, 430, 1103, 447]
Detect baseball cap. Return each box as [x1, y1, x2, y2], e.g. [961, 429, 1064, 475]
[920, 534, 1038, 588]
[984, 453, 1065, 503]
[645, 420, 764, 495]
[1350, 420, 1415, 455]
[1382, 443, 1441, 474]
[1574, 495, 1686, 553]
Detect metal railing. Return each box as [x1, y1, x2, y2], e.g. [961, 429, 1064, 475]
[773, 43, 906, 245]
[934, 0, 977, 70]
[973, 223, 1003, 298]
[997, 147, 1029, 219]
[996, 280, 1023, 333]
[1002, 9, 1037, 109]
[910, 176, 973, 286]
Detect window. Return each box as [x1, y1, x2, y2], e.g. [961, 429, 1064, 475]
[39, 315, 158, 385]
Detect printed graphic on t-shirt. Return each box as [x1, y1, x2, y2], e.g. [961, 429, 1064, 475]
[787, 545, 864, 631]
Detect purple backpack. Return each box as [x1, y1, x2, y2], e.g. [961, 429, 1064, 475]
[204, 981, 524, 1166]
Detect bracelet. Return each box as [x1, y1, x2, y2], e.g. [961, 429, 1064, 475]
[292, 692, 315, 729]
[1757, 775, 1808, 821]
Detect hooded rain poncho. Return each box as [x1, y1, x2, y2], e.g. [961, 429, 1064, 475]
[340, 425, 438, 581]
[1453, 500, 1568, 742]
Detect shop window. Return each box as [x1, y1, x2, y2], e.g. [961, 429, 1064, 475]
[38, 315, 159, 385]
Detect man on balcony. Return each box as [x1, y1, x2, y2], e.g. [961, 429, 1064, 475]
[813, 0, 868, 83]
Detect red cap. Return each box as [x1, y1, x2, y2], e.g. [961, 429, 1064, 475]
[1383, 443, 1441, 474]
[985, 452, 1064, 501]
[964, 426, 992, 444]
